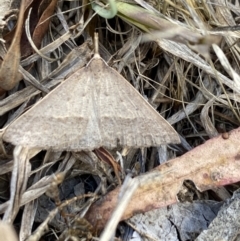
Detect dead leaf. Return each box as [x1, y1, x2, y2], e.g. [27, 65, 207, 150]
[3, 146, 32, 223]
[94, 147, 122, 184]
[0, 0, 57, 90]
[85, 127, 240, 230]
[4, 0, 57, 58]
[0, 0, 25, 90]
[32, 0, 58, 49]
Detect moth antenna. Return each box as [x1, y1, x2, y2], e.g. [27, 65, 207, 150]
[94, 32, 100, 58]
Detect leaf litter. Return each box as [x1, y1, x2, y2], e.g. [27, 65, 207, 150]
[0, 0, 240, 240]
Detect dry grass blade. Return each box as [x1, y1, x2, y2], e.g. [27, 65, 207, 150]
[26, 193, 97, 241]
[2, 146, 33, 223]
[157, 39, 240, 94]
[0, 171, 69, 216]
[167, 76, 215, 125]
[99, 175, 138, 241]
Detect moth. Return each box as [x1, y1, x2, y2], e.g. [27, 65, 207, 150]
[3, 34, 180, 151]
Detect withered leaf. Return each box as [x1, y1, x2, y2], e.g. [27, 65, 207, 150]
[0, 1, 25, 90]
[32, 0, 58, 49]
[85, 128, 240, 229]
